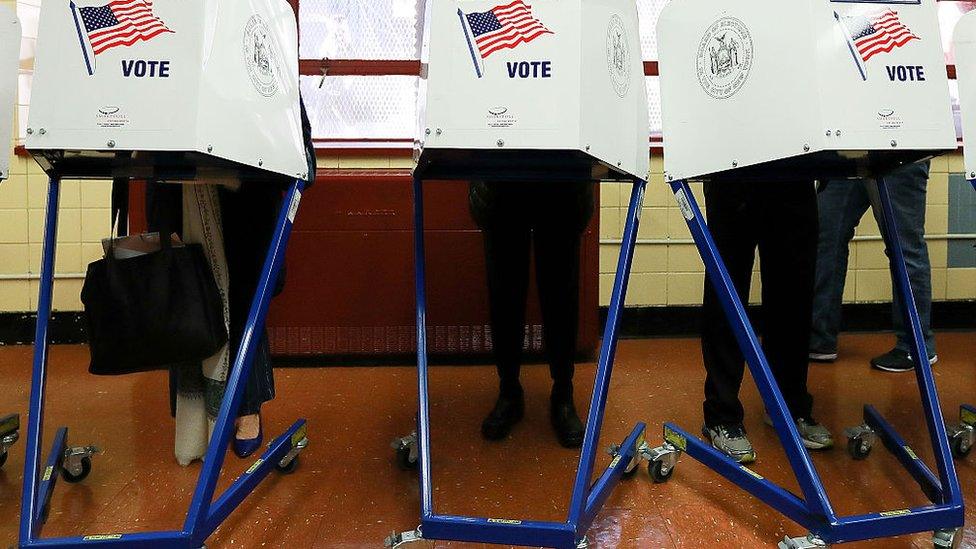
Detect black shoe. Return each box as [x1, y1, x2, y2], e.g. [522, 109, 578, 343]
[871, 348, 937, 373]
[481, 390, 525, 441]
[550, 388, 584, 448]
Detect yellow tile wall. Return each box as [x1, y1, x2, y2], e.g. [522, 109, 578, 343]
[598, 154, 976, 307]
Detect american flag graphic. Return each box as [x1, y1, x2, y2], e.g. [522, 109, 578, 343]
[76, 0, 173, 56]
[844, 10, 919, 63]
[463, 1, 553, 59]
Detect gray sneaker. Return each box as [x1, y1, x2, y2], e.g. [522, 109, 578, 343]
[702, 423, 756, 463]
[763, 414, 834, 450]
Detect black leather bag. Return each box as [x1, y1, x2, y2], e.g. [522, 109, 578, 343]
[81, 188, 227, 375]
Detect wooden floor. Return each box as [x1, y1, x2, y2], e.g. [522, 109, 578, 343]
[1, 332, 975, 548]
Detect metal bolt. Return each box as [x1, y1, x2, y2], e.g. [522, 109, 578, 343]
[585, 145, 591, 151]
[890, 140, 897, 147]
[38, 128, 46, 135]
[435, 128, 442, 135]
[667, 175, 674, 182]
[617, 161, 622, 166]
[26, 128, 32, 135]
[825, 130, 832, 136]
[207, 144, 213, 153]
[258, 159, 264, 166]
[107, 140, 115, 148]
[732, 161, 738, 168]
[497, 139, 505, 147]
[970, 172, 975, 179]
[835, 130, 842, 137]
[425, 128, 431, 135]
[803, 144, 810, 152]
[302, 172, 308, 180]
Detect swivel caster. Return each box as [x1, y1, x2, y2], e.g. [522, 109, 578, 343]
[778, 534, 827, 548]
[385, 527, 422, 548]
[0, 413, 19, 470]
[946, 408, 975, 460]
[392, 432, 418, 471]
[61, 445, 98, 483]
[276, 432, 308, 475]
[641, 442, 680, 484]
[844, 424, 875, 460]
[608, 432, 646, 480]
[933, 528, 962, 549]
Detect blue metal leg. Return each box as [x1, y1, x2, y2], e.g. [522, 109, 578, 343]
[667, 180, 834, 520]
[408, 178, 646, 548]
[184, 180, 307, 545]
[875, 177, 961, 508]
[203, 420, 307, 536]
[862, 405, 941, 503]
[20, 177, 61, 544]
[35, 427, 68, 527]
[411, 174, 434, 520]
[569, 179, 646, 528]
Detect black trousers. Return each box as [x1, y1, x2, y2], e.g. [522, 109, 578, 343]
[148, 181, 280, 418]
[469, 181, 594, 392]
[701, 180, 818, 427]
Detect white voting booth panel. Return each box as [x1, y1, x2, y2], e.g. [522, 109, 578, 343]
[658, 0, 955, 181]
[954, 11, 976, 179]
[418, 0, 649, 181]
[25, 0, 306, 180]
[0, 6, 19, 181]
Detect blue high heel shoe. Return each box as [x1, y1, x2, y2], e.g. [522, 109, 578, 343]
[232, 417, 263, 458]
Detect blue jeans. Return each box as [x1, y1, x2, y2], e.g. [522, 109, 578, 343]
[810, 161, 935, 356]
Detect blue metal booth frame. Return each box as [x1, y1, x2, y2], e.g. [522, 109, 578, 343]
[19, 166, 309, 548]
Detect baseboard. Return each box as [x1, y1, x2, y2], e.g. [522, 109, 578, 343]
[1, 301, 973, 350]
[604, 301, 976, 338]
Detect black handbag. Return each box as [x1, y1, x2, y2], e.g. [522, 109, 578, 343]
[81, 183, 228, 375]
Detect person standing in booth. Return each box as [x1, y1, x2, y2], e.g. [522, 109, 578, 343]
[469, 180, 593, 448]
[148, 102, 316, 464]
[809, 161, 936, 372]
[700, 179, 834, 463]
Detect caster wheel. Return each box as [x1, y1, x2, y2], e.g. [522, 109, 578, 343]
[396, 445, 418, 471]
[61, 457, 91, 483]
[933, 528, 961, 549]
[847, 437, 872, 460]
[0, 450, 6, 469]
[648, 459, 674, 483]
[951, 435, 972, 460]
[276, 456, 299, 474]
[621, 460, 640, 480]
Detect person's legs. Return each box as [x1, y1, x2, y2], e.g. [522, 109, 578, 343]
[533, 181, 593, 447]
[700, 182, 758, 427]
[219, 182, 282, 444]
[867, 161, 936, 370]
[809, 180, 870, 359]
[471, 182, 533, 439]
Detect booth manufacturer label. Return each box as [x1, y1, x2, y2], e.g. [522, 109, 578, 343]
[246, 458, 265, 474]
[487, 518, 522, 525]
[674, 188, 695, 220]
[83, 535, 123, 541]
[287, 189, 301, 223]
[696, 17, 754, 99]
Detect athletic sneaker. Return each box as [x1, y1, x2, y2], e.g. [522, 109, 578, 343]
[763, 414, 834, 450]
[702, 423, 756, 463]
[870, 348, 938, 373]
[808, 349, 838, 363]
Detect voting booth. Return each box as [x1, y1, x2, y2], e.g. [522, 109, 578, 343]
[0, 5, 18, 182]
[26, 0, 307, 182]
[954, 11, 976, 183]
[647, 1, 964, 548]
[414, 0, 649, 183]
[388, 1, 650, 548]
[19, 1, 309, 547]
[658, 0, 956, 182]
[0, 6, 19, 473]
[948, 10, 976, 463]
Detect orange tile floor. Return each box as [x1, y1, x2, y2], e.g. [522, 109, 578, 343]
[0, 332, 975, 548]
